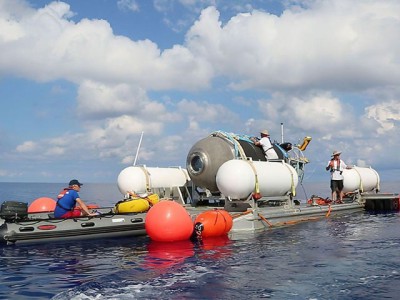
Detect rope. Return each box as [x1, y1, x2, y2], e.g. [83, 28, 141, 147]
[279, 217, 321, 226]
[211, 131, 252, 159]
[352, 166, 364, 192]
[139, 165, 151, 192]
[258, 213, 273, 227]
[231, 210, 252, 219]
[282, 161, 296, 197]
[325, 204, 332, 217]
[245, 159, 260, 196]
[369, 166, 381, 191]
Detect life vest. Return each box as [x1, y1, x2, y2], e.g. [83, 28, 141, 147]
[56, 188, 74, 211]
[330, 159, 343, 173]
[307, 196, 332, 205]
[57, 188, 73, 200]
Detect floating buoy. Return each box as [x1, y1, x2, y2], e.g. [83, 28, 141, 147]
[145, 200, 193, 242]
[194, 209, 233, 238]
[28, 197, 56, 213]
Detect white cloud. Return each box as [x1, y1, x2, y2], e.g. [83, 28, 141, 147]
[0, 1, 212, 90]
[2, 1, 399, 93]
[177, 98, 238, 123]
[76, 81, 181, 126]
[77, 81, 150, 118]
[44, 146, 65, 156]
[16, 141, 37, 153]
[117, 0, 140, 12]
[186, 2, 400, 91]
[365, 100, 400, 134]
[252, 92, 357, 139]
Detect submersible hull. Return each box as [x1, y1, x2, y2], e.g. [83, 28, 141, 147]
[186, 132, 267, 193]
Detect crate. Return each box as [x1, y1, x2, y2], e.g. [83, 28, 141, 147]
[0, 201, 28, 221]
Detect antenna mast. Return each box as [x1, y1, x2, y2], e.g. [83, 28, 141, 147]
[133, 131, 144, 166]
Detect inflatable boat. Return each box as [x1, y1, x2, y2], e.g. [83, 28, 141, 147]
[0, 203, 147, 245]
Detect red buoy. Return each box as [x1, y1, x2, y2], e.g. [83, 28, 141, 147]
[28, 197, 56, 213]
[194, 209, 233, 238]
[145, 200, 193, 242]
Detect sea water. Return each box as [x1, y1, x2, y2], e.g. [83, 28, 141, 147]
[0, 182, 399, 299]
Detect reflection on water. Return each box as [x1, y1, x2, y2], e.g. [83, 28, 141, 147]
[145, 239, 195, 269]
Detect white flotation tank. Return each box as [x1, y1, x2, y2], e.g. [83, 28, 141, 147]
[117, 166, 190, 195]
[342, 166, 380, 193]
[216, 159, 298, 200]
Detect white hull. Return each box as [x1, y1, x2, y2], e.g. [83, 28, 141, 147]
[117, 166, 189, 194]
[343, 166, 380, 193]
[216, 159, 298, 200]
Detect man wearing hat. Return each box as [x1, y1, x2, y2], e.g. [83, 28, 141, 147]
[326, 150, 348, 203]
[54, 179, 97, 218]
[251, 129, 279, 160]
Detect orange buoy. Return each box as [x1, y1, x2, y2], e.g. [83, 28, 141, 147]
[28, 197, 56, 213]
[145, 200, 193, 242]
[194, 209, 233, 238]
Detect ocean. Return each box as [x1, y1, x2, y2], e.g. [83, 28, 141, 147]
[0, 181, 399, 299]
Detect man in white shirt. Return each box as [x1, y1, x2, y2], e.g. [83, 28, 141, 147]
[326, 150, 347, 203]
[251, 129, 279, 160]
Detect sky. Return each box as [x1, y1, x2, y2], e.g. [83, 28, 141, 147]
[0, 0, 399, 185]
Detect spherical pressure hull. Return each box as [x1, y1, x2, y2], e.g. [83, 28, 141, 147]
[117, 166, 189, 195]
[342, 166, 380, 193]
[216, 160, 298, 200]
[186, 135, 265, 192]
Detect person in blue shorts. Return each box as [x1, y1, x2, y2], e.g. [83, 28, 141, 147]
[54, 179, 97, 218]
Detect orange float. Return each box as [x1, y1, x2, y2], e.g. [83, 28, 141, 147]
[194, 209, 233, 238]
[145, 200, 193, 242]
[28, 197, 56, 213]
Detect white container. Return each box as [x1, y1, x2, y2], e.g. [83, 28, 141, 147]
[342, 166, 380, 193]
[216, 160, 298, 200]
[117, 166, 190, 194]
